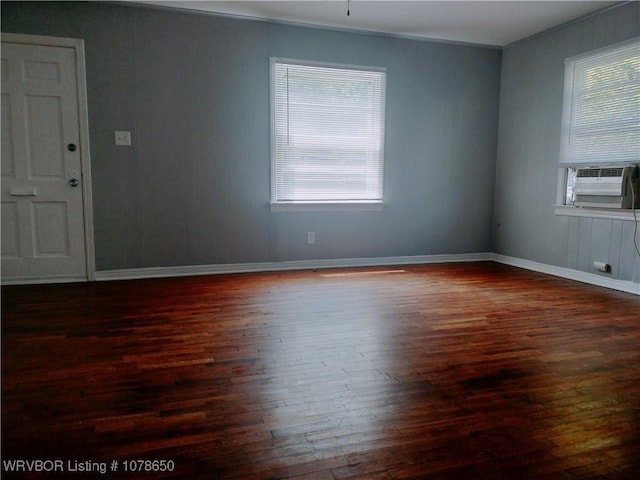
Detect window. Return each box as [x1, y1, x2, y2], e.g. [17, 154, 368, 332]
[557, 38, 640, 215]
[270, 58, 386, 210]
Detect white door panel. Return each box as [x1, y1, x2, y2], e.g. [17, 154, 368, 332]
[1, 40, 88, 282]
[1, 202, 20, 257]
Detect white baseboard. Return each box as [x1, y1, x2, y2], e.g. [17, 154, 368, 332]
[94, 252, 492, 281]
[1, 274, 87, 286]
[491, 253, 640, 296]
[6, 252, 637, 296]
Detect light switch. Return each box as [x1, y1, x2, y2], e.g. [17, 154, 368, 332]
[114, 131, 131, 146]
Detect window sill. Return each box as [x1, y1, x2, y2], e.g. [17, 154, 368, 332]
[270, 201, 384, 212]
[554, 205, 639, 222]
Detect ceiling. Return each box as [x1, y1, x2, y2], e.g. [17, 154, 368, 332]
[130, 1, 618, 47]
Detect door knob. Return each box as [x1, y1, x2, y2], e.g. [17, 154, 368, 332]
[69, 178, 79, 187]
[67, 143, 77, 152]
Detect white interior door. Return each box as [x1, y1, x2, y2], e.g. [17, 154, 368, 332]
[2, 39, 89, 283]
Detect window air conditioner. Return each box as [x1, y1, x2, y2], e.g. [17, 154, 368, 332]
[574, 166, 639, 209]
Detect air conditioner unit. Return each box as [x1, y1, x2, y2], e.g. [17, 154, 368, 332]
[574, 166, 639, 209]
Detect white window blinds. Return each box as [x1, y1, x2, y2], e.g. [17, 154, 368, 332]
[271, 59, 386, 203]
[559, 38, 640, 166]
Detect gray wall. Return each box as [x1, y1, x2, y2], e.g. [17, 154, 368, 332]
[494, 1, 640, 284]
[5, 1, 637, 285]
[2, 1, 501, 271]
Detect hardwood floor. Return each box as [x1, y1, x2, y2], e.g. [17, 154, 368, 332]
[2, 262, 639, 479]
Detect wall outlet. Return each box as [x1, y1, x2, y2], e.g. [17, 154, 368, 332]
[114, 131, 131, 146]
[307, 231, 315, 245]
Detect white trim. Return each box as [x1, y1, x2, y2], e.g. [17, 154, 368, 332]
[271, 57, 387, 74]
[492, 253, 640, 296]
[1, 33, 96, 282]
[270, 201, 384, 212]
[1, 275, 88, 286]
[95, 253, 492, 281]
[8, 251, 638, 296]
[75, 38, 96, 281]
[2, 32, 79, 49]
[554, 205, 640, 221]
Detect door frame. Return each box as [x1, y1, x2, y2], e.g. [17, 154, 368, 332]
[2, 33, 95, 283]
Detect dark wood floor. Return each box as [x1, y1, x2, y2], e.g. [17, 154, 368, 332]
[2, 262, 639, 479]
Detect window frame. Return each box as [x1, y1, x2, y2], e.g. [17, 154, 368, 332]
[555, 37, 640, 221]
[269, 57, 387, 212]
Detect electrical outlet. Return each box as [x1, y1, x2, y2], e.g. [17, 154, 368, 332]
[307, 231, 315, 245]
[114, 131, 131, 146]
